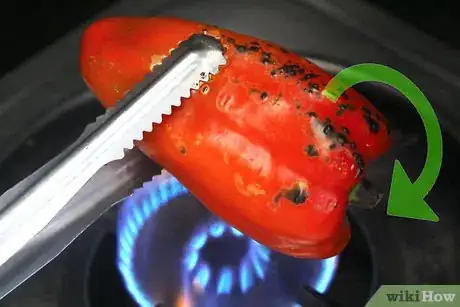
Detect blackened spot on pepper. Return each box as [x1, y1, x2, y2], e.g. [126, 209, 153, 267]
[250, 41, 260, 45]
[361, 106, 380, 133]
[350, 142, 357, 149]
[236, 45, 248, 53]
[274, 182, 309, 206]
[353, 153, 365, 176]
[366, 117, 380, 133]
[249, 45, 260, 52]
[343, 127, 350, 135]
[201, 85, 210, 94]
[323, 124, 334, 135]
[273, 192, 283, 205]
[310, 83, 320, 92]
[179, 146, 187, 155]
[329, 143, 337, 150]
[271, 68, 281, 76]
[280, 64, 301, 77]
[293, 99, 301, 109]
[307, 111, 317, 118]
[227, 37, 236, 44]
[336, 103, 351, 116]
[305, 144, 319, 157]
[281, 65, 296, 76]
[336, 133, 348, 146]
[361, 106, 371, 116]
[260, 92, 268, 100]
[284, 184, 308, 205]
[305, 83, 320, 96]
[261, 52, 273, 65]
[339, 104, 349, 111]
[301, 73, 320, 81]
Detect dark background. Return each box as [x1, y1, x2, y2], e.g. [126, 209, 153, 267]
[0, 0, 459, 78]
[0, 0, 116, 78]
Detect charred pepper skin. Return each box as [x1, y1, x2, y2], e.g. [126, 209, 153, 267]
[80, 17, 392, 259]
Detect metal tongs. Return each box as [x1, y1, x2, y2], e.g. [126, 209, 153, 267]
[0, 34, 227, 268]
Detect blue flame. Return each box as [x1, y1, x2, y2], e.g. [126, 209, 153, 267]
[194, 263, 212, 288]
[315, 255, 340, 294]
[239, 259, 253, 293]
[209, 221, 226, 238]
[217, 267, 234, 294]
[183, 221, 271, 295]
[116, 171, 339, 307]
[116, 174, 188, 307]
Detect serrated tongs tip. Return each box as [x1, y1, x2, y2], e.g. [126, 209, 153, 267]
[0, 34, 226, 268]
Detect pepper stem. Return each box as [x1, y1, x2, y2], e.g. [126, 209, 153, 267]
[348, 178, 384, 209]
[348, 184, 361, 203]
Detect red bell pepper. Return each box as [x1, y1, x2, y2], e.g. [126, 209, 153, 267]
[80, 17, 391, 259]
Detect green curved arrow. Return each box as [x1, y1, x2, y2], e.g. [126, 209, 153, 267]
[322, 63, 441, 222]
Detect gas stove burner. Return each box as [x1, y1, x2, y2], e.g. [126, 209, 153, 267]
[116, 171, 339, 307]
[182, 219, 271, 296]
[117, 172, 189, 307]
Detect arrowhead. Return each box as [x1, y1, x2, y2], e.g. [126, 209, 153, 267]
[387, 160, 439, 222]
